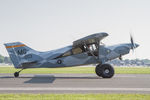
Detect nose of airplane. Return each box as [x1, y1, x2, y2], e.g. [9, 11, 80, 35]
[125, 43, 139, 49]
[134, 43, 139, 48]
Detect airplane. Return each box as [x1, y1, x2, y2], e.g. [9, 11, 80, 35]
[4, 32, 139, 78]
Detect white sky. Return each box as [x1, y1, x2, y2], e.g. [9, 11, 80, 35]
[0, 0, 150, 59]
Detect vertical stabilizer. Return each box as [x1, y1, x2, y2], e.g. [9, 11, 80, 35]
[4, 42, 37, 68]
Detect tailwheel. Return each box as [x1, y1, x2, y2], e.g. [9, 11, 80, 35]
[95, 64, 114, 78]
[14, 72, 19, 77]
[14, 69, 24, 78]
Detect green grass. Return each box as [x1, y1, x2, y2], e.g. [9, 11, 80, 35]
[115, 67, 150, 74]
[0, 94, 150, 100]
[0, 66, 150, 74]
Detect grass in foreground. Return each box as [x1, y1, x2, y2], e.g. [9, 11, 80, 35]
[0, 94, 150, 100]
[0, 66, 150, 74]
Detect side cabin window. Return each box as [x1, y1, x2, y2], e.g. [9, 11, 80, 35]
[56, 44, 99, 59]
[72, 47, 83, 55]
[59, 47, 83, 58]
[62, 51, 72, 57]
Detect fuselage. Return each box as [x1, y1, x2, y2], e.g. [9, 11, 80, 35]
[4, 32, 139, 69]
[28, 43, 139, 68]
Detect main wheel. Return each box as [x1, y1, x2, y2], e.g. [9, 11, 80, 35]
[95, 64, 102, 77]
[95, 64, 114, 78]
[14, 72, 19, 77]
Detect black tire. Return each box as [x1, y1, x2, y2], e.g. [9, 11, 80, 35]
[95, 64, 114, 78]
[95, 64, 102, 77]
[14, 72, 19, 77]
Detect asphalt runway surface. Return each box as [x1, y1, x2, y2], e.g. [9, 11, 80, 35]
[0, 73, 150, 94]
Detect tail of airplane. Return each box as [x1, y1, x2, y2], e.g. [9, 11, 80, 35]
[4, 42, 38, 68]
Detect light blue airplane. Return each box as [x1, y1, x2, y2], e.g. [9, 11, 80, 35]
[4, 32, 139, 78]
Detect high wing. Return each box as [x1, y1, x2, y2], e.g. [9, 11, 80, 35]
[73, 32, 108, 47]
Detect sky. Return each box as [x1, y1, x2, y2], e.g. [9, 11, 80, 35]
[0, 0, 150, 59]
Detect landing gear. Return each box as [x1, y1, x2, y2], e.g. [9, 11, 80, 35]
[14, 69, 24, 78]
[95, 64, 114, 78]
[14, 72, 19, 77]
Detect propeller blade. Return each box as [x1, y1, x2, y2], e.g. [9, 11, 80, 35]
[130, 34, 135, 52]
[129, 30, 139, 60]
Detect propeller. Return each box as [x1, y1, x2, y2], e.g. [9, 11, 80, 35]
[130, 34, 135, 52]
[129, 32, 140, 62]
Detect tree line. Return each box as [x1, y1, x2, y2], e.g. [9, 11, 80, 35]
[0, 55, 12, 64]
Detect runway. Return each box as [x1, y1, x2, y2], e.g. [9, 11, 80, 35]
[0, 73, 150, 94]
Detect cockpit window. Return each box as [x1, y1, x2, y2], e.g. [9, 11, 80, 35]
[72, 47, 83, 55]
[82, 44, 98, 56]
[55, 44, 99, 59]
[89, 44, 97, 51]
[62, 51, 72, 57]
